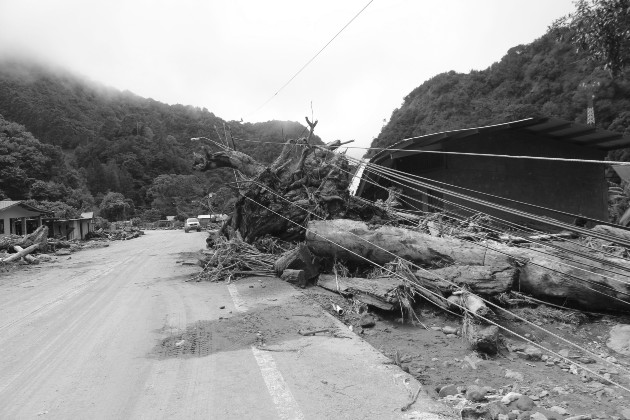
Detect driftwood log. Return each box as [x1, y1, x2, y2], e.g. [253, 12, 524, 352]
[306, 219, 512, 267]
[280, 269, 306, 287]
[14, 246, 39, 264]
[1, 244, 40, 263]
[274, 244, 319, 280]
[0, 225, 48, 252]
[307, 219, 630, 312]
[415, 265, 517, 296]
[317, 274, 400, 311]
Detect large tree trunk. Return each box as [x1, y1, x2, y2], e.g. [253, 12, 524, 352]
[305, 219, 512, 267]
[306, 219, 630, 312]
[517, 250, 630, 312]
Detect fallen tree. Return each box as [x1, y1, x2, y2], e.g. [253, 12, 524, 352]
[305, 219, 630, 312]
[1, 244, 40, 263]
[305, 219, 513, 267]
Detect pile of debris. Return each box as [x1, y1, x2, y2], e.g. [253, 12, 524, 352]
[1, 223, 144, 266]
[193, 119, 630, 358]
[195, 235, 286, 282]
[85, 227, 144, 241]
[0, 225, 50, 265]
[193, 117, 391, 242]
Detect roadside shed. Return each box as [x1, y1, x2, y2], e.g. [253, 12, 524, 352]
[0, 200, 51, 236]
[45, 212, 95, 240]
[355, 117, 630, 225]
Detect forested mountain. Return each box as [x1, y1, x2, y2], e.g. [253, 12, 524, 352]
[369, 30, 630, 159]
[0, 59, 322, 220]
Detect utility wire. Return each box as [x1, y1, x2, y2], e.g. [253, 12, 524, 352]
[338, 160, 630, 292]
[247, 0, 374, 117]
[234, 137, 630, 166]
[197, 135, 630, 390]
[352, 157, 630, 247]
[336, 159, 630, 280]
[345, 154, 630, 265]
[240, 192, 630, 393]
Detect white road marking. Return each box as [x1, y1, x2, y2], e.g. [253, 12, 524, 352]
[251, 346, 305, 420]
[227, 283, 305, 420]
[226, 283, 248, 311]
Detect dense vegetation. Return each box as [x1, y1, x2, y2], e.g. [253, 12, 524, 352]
[0, 59, 322, 220]
[369, 29, 630, 158]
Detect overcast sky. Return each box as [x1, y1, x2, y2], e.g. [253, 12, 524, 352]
[0, 0, 576, 158]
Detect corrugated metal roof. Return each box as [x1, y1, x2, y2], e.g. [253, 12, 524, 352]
[0, 200, 18, 211]
[0, 200, 51, 214]
[369, 117, 630, 165]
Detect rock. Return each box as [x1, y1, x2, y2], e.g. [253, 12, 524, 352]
[558, 349, 570, 358]
[487, 402, 510, 418]
[445, 333, 457, 338]
[530, 413, 548, 420]
[438, 384, 458, 398]
[515, 395, 536, 411]
[508, 414, 517, 420]
[430, 326, 441, 331]
[55, 249, 72, 256]
[498, 415, 509, 420]
[607, 325, 630, 355]
[565, 416, 592, 420]
[505, 369, 524, 382]
[518, 412, 533, 420]
[442, 326, 457, 335]
[549, 406, 569, 415]
[359, 315, 376, 328]
[519, 346, 543, 361]
[619, 408, 630, 420]
[502, 392, 522, 404]
[465, 385, 487, 402]
[461, 405, 490, 419]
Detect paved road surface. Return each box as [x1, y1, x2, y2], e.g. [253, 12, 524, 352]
[0, 230, 453, 419]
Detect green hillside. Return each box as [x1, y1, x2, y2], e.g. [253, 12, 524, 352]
[0, 59, 322, 220]
[369, 30, 630, 159]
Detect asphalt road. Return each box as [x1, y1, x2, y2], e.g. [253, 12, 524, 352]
[0, 230, 452, 419]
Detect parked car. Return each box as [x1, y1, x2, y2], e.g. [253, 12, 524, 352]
[184, 218, 201, 232]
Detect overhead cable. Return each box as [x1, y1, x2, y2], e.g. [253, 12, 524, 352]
[240, 192, 630, 392]
[353, 158, 630, 247]
[247, 0, 374, 117]
[341, 161, 630, 291]
[233, 137, 630, 166]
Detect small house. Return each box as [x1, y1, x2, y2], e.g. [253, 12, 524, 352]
[45, 212, 95, 240]
[0, 200, 51, 236]
[355, 117, 630, 226]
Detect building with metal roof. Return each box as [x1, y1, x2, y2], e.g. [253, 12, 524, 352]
[0, 200, 52, 236]
[355, 117, 630, 226]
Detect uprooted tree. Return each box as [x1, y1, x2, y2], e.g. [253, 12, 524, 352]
[193, 118, 630, 353]
[193, 118, 391, 242]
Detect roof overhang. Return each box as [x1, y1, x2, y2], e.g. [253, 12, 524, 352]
[356, 117, 630, 196]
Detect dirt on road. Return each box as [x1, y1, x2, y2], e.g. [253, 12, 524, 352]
[0, 230, 453, 420]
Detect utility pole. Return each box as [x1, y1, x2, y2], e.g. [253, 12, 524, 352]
[579, 80, 600, 126]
